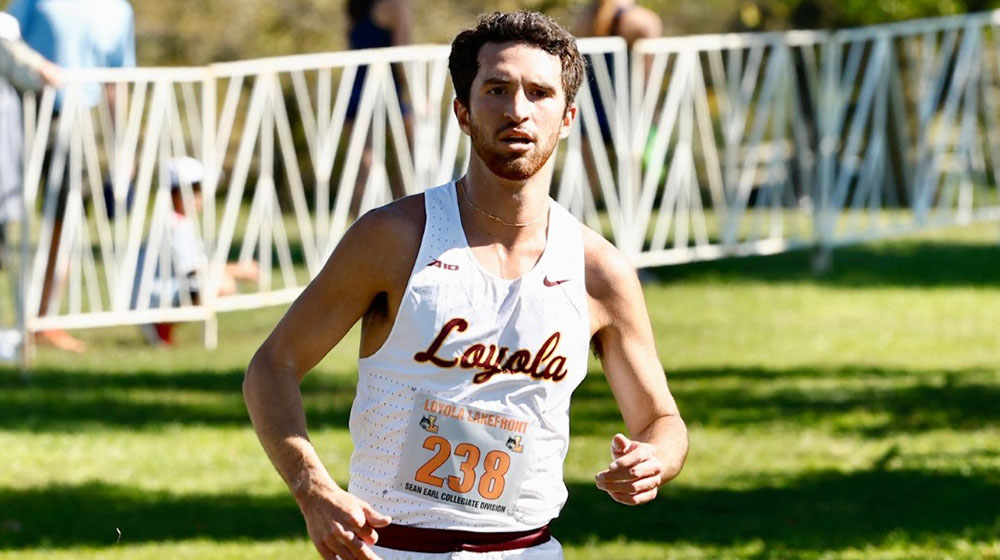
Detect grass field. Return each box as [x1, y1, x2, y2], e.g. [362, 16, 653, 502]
[1, 222, 999, 559]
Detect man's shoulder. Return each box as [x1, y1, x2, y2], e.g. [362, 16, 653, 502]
[581, 225, 639, 303]
[343, 192, 426, 260]
[357, 192, 425, 236]
[323, 192, 426, 290]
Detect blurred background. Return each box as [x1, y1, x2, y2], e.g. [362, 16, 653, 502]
[132, 0, 1000, 66]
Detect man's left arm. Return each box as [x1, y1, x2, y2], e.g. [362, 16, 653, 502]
[585, 230, 688, 505]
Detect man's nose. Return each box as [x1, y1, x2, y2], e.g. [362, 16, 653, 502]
[503, 87, 530, 121]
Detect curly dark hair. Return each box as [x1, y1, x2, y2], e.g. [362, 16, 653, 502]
[449, 11, 585, 111]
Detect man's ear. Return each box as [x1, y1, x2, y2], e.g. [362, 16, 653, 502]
[559, 103, 578, 139]
[454, 98, 471, 135]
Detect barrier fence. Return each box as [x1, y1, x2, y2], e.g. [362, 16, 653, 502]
[4, 11, 1000, 361]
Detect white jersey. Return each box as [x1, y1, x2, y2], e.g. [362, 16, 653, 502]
[348, 181, 590, 531]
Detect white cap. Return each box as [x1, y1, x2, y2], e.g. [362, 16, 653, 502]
[0, 13, 21, 41]
[168, 156, 205, 189]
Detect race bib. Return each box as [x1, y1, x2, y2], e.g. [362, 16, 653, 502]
[396, 394, 534, 517]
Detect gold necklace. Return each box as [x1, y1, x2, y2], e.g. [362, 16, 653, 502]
[459, 178, 548, 228]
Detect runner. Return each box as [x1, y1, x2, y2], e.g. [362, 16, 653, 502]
[244, 11, 687, 559]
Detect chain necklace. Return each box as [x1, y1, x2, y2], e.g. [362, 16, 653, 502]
[458, 178, 548, 228]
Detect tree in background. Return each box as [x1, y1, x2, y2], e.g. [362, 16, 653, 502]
[8, 0, 996, 72]
[731, 0, 1000, 31]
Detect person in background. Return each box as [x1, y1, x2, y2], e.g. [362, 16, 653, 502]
[6, 0, 135, 109]
[347, 0, 411, 54]
[137, 157, 259, 347]
[0, 12, 61, 269]
[576, 0, 662, 47]
[575, 0, 662, 139]
[0, 12, 61, 92]
[345, 0, 413, 215]
[6, 0, 136, 352]
[574, 1, 663, 207]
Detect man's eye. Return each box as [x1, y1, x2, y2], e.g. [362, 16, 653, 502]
[487, 87, 505, 95]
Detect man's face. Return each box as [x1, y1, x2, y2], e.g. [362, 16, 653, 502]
[455, 41, 576, 181]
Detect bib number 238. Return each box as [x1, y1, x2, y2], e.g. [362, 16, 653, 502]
[396, 394, 533, 516]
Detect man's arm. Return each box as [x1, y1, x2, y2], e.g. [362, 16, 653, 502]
[0, 33, 61, 92]
[619, 6, 663, 46]
[585, 229, 687, 505]
[243, 198, 422, 559]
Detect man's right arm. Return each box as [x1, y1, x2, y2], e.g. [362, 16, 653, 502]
[243, 198, 422, 559]
[0, 35, 61, 92]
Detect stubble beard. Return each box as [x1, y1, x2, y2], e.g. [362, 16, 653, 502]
[468, 117, 561, 181]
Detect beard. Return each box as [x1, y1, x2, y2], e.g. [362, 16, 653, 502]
[468, 117, 561, 181]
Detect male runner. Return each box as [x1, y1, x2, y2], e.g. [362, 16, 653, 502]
[244, 11, 687, 559]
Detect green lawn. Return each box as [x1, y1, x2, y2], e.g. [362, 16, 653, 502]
[2, 223, 999, 559]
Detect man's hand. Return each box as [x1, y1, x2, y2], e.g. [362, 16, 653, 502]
[297, 481, 392, 560]
[594, 433, 665, 505]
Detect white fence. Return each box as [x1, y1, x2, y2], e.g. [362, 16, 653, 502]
[816, 12, 1000, 245]
[5, 11, 1000, 360]
[628, 30, 827, 265]
[627, 10, 1000, 265]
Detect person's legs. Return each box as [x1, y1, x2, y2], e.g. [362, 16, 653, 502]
[137, 275, 182, 347]
[36, 200, 85, 353]
[139, 322, 174, 346]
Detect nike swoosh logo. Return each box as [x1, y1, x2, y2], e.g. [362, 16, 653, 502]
[543, 276, 569, 287]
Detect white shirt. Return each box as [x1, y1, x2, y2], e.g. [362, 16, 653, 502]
[348, 182, 590, 531]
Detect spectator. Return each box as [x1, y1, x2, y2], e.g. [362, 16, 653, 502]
[575, 1, 663, 204]
[0, 12, 61, 92]
[347, 0, 411, 56]
[6, 0, 136, 352]
[137, 157, 259, 347]
[576, 0, 663, 47]
[575, 0, 662, 139]
[0, 12, 62, 268]
[6, 0, 135, 109]
[345, 0, 413, 214]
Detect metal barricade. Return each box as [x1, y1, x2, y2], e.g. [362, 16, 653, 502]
[629, 30, 828, 266]
[6, 13, 1000, 361]
[815, 12, 1000, 248]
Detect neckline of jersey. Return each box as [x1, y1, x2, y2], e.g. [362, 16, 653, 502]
[451, 180, 554, 285]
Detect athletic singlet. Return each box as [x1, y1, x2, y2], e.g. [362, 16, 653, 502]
[348, 182, 590, 531]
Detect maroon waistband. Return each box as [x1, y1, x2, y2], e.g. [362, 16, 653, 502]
[376, 523, 551, 553]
